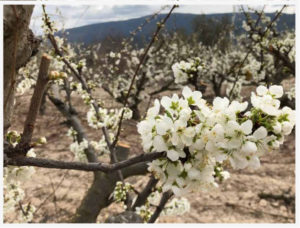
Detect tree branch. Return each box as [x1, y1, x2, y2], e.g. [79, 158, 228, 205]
[19, 54, 51, 146]
[47, 94, 99, 162]
[112, 5, 178, 149]
[5, 152, 165, 173]
[131, 175, 158, 210]
[148, 190, 173, 223]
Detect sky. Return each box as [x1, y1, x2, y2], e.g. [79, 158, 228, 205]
[30, 4, 295, 35]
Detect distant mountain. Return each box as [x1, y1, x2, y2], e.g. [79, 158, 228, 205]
[58, 13, 295, 45]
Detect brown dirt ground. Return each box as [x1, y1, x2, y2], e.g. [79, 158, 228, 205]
[5, 83, 295, 223]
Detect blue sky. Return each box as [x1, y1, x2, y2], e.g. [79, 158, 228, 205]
[30, 4, 295, 35]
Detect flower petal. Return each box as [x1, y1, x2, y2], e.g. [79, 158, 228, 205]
[269, 85, 283, 98]
[167, 150, 180, 161]
[241, 120, 253, 135]
[256, 85, 268, 96]
[253, 126, 267, 140]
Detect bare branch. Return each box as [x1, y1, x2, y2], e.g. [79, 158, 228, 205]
[33, 170, 69, 216]
[112, 5, 178, 149]
[42, 5, 114, 156]
[148, 190, 173, 223]
[47, 94, 99, 162]
[131, 175, 158, 210]
[19, 54, 51, 146]
[6, 152, 165, 173]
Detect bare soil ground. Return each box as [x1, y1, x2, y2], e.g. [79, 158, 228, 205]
[5, 84, 295, 223]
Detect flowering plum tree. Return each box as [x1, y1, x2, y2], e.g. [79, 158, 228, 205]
[4, 4, 295, 224]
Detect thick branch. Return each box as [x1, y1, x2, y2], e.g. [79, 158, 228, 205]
[19, 54, 51, 146]
[131, 175, 158, 210]
[5, 152, 165, 173]
[4, 5, 39, 134]
[71, 151, 148, 223]
[47, 94, 99, 162]
[148, 190, 173, 223]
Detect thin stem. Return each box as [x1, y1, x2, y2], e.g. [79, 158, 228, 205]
[112, 5, 178, 149]
[42, 5, 113, 154]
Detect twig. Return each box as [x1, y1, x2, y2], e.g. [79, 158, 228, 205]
[262, 5, 286, 38]
[49, 175, 59, 222]
[228, 51, 251, 100]
[112, 5, 178, 149]
[131, 175, 158, 210]
[228, 6, 269, 100]
[148, 190, 173, 223]
[42, 5, 113, 153]
[33, 170, 69, 216]
[18, 201, 27, 217]
[19, 54, 51, 147]
[107, 5, 177, 194]
[6, 152, 166, 172]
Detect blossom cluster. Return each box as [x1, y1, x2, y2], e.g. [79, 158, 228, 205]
[69, 139, 89, 162]
[137, 85, 295, 196]
[4, 148, 37, 223]
[171, 57, 204, 84]
[135, 205, 153, 222]
[161, 197, 190, 216]
[87, 106, 132, 130]
[67, 127, 111, 162]
[135, 190, 191, 222]
[113, 181, 133, 204]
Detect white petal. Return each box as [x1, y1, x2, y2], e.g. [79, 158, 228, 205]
[272, 122, 281, 134]
[192, 138, 205, 150]
[241, 120, 253, 135]
[282, 121, 293, 135]
[251, 93, 260, 108]
[156, 117, 172, 135]
[249, 156, 261, 169]
[182, 86, 192, 98]
[227, 138, 243, 149]
[269, 85, 283, 98]
[137, 120, 152, 135]
[192, 91, 202, 100]
[161, 96, 172, 109]
[253, 126, 268, 140]
[175, 119, 186, 129]
[229, 153, 248, 169]
[241, 141, 257, 154]
[256, 85, 268, 96]
[147, 99, 160, 117]
[188, 168, 201, 180]
[171, 133, 180, 146]
[213, 97, 229, 110]
[167, 150, 180, 161]
[153, 135, 167, 152]
[229, 101, 248, 112]
[205, 140, 217, 152]
[184, 127, 195, 138]
[261, 105, 279, 116]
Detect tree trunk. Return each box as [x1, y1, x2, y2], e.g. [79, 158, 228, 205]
[130, 103, 141, 120]
[71, 146, 148, 223]
[4, 5, 40, 135]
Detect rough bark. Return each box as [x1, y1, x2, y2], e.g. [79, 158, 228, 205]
[47, 86, 151, 223]
[4, 5, 40, 135]
[71, 146, 148, 223]
[105, 211, 143, 223]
